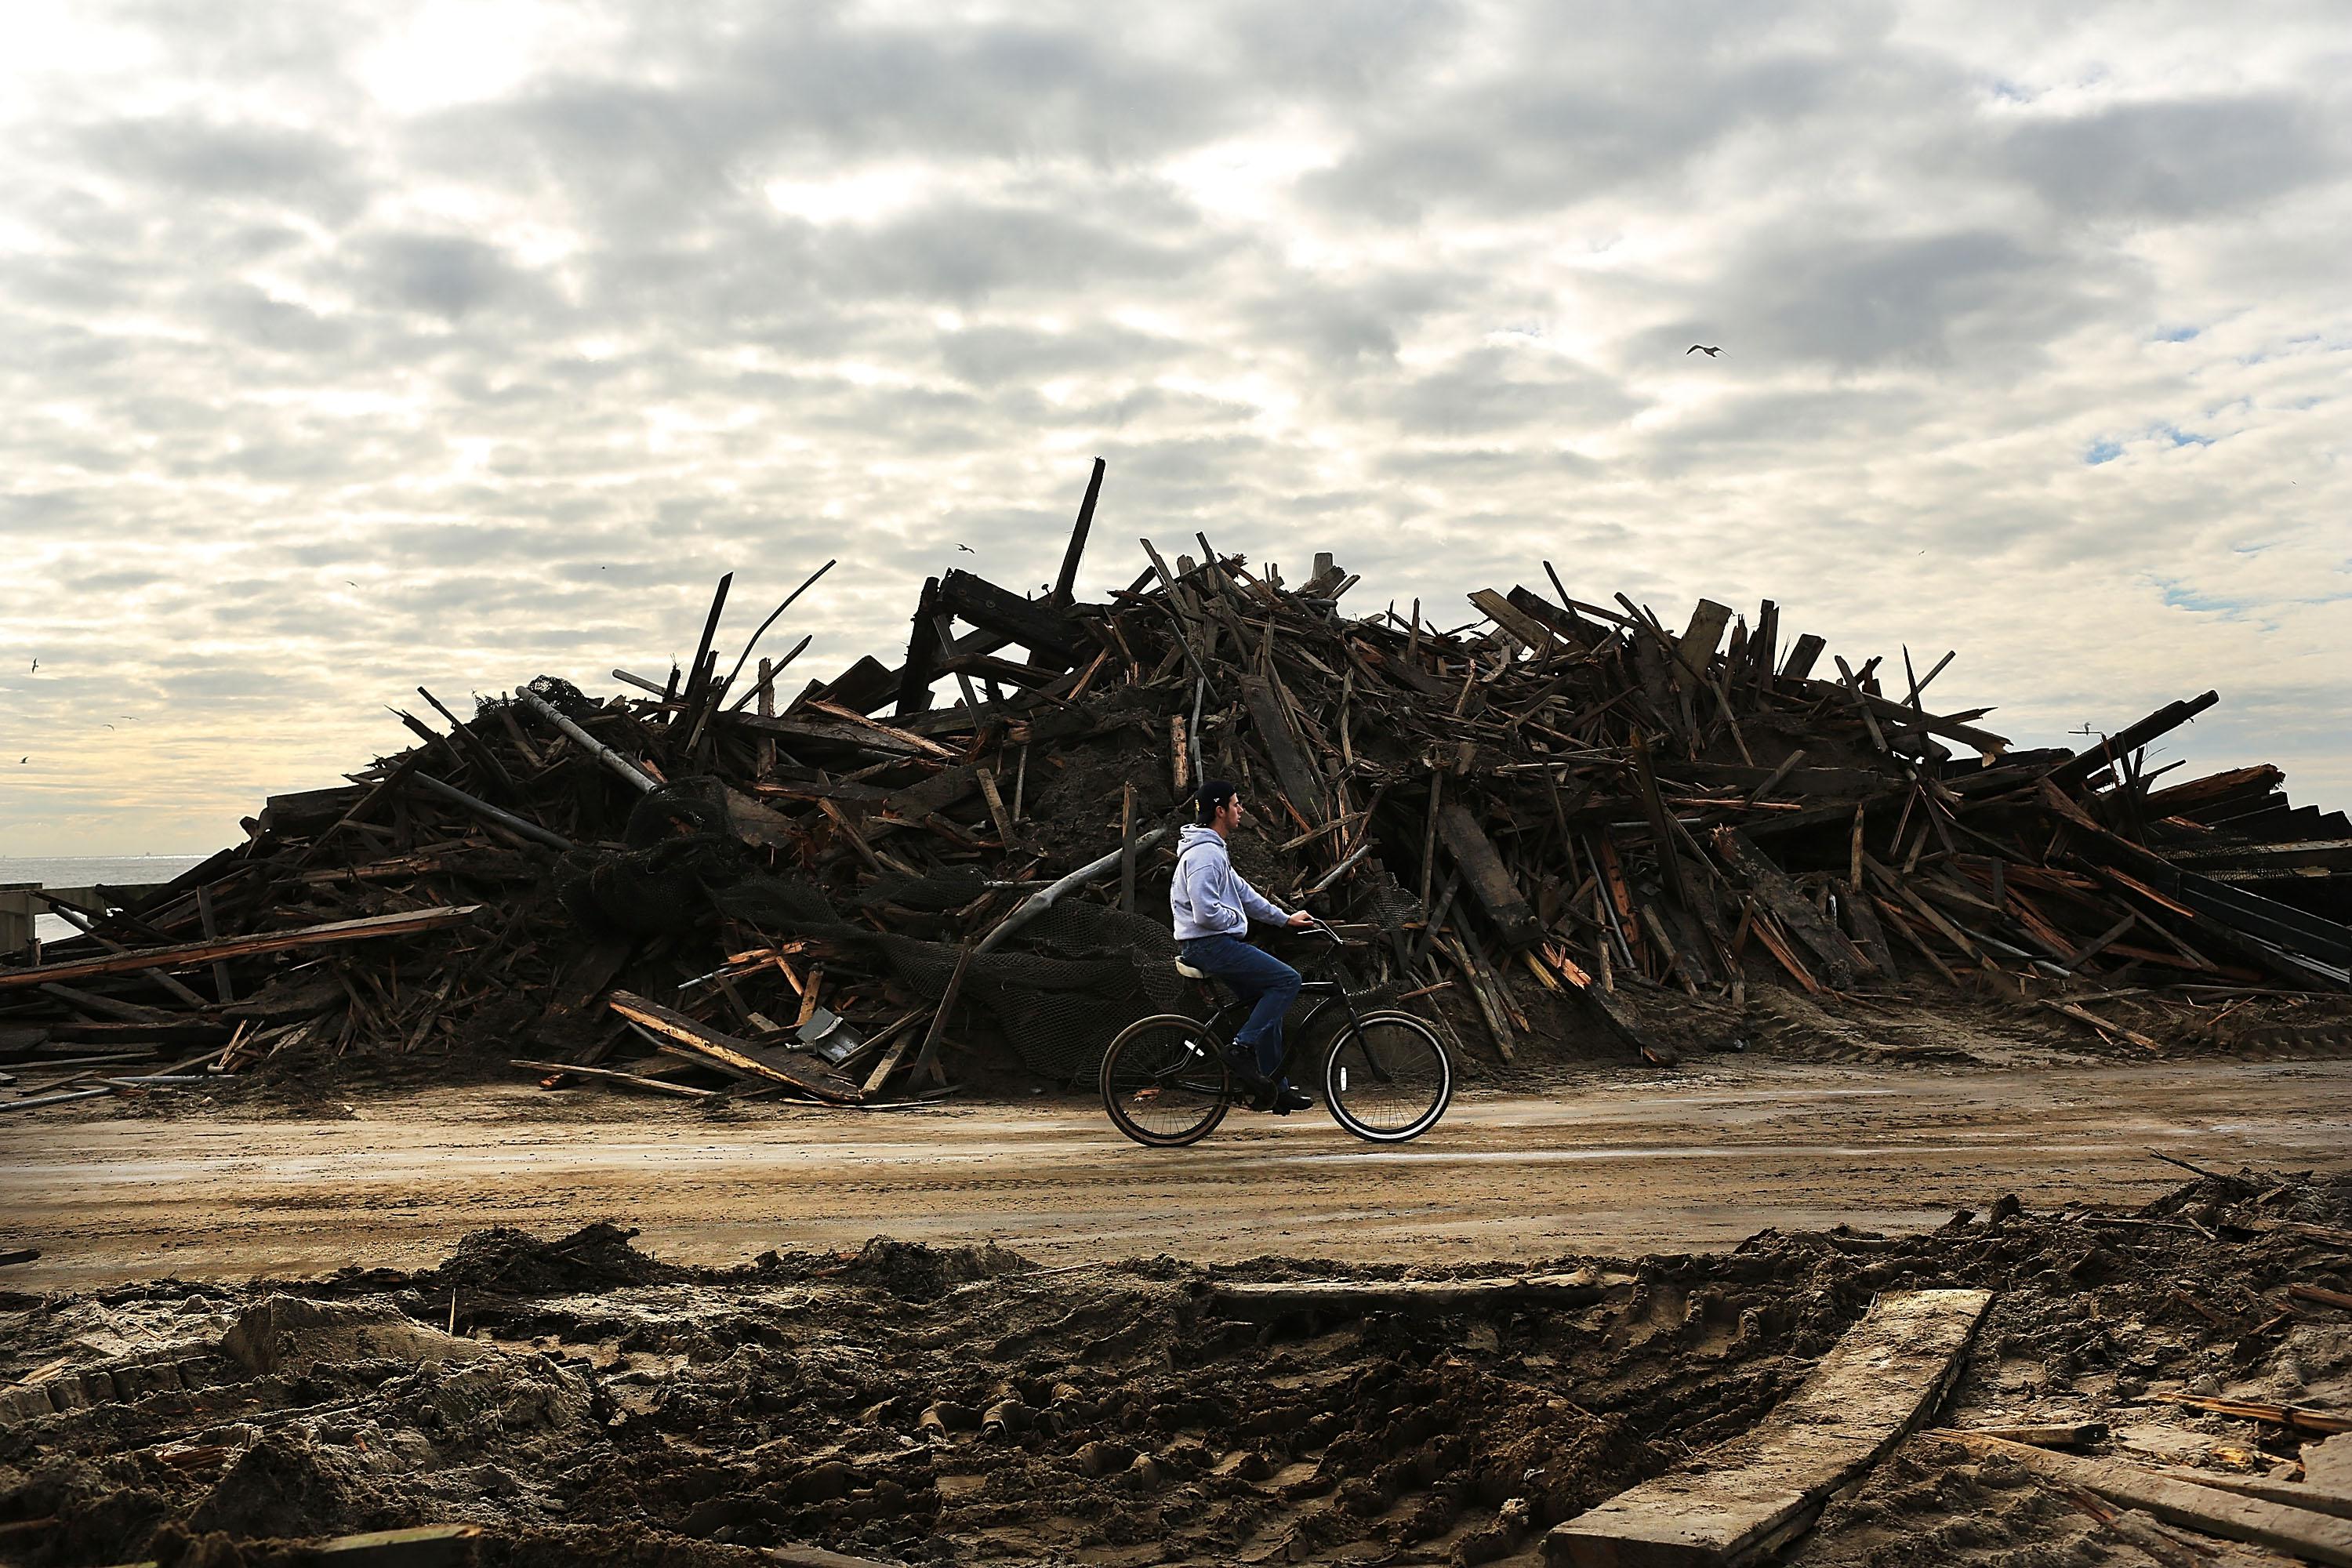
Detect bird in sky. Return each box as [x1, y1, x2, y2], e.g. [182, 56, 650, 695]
[103, 723, 115, 730]
[28, 658, 37, 672]
[17, 757, 26, 764]
[1686, 345, 1721, 357]
[346, 579, 358, 587]
[955, 543, 975, 553]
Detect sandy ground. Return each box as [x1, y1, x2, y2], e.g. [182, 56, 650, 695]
[3, 1057, 2349, 1290]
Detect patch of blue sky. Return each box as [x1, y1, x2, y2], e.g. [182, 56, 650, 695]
[2149, 577, 2250, 619]
[2159, 425, 2212, 448]
[2152, 325, 2199, 342]
[2083, 438, 2124, 465]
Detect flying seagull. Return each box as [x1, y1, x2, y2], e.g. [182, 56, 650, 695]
[28, 658, 36, 672]
[955, 543, 975, 553]
[1686, 345, 1721, 357]
[103, 723, 115, 730]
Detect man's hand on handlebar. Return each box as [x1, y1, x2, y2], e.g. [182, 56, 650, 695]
[1287, 909, 1317, 929]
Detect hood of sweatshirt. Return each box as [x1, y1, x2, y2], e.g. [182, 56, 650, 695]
[1175, 823, 1225, 861]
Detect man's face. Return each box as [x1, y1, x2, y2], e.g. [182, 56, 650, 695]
[1218, 796, 1245, 832]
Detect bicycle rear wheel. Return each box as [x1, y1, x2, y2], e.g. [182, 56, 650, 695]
[1100, 1014, 1234, 1148]
[1323, 1011, 1452, 1142]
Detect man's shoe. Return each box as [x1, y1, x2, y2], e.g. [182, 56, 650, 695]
[1270, 1086, 1313, 1116]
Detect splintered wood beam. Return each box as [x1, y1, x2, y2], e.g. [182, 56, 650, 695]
[1551, 1290, 1994, 1567]
[1436, 801, 1542, 949]
[937, 570, 1084, 663]
[1053, 457, 1105, 605]
[0, 906, 482, 991]
[606, 990, 861, 1103]
[2046, 689, 2222, 789]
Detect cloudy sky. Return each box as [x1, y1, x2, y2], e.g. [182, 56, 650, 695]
[2, 2, 2346, 857]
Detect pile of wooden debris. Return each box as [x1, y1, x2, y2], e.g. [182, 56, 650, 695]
[4, 459, 2345, 1112]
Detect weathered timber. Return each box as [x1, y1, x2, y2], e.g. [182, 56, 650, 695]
[938, 570, 1085, 662]
[1550, 1289, 1993, 1567]
[1209, 1268, 1632, 1319]
[1930, 1432, 2352, 1566]
[1712, 829, 1871, 988]
[1436, 801, 1542, 949]
[606, 992, 860, 1102]
[0, 907, 481, 991]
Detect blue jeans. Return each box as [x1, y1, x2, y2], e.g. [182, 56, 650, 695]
[1180, 934, 1301, 1082]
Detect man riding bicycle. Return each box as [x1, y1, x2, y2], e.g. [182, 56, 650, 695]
[1170, 780, 1317, 1114]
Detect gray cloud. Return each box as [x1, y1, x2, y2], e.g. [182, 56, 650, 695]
[1, 0, 2347, 855]
[1996, 96, 2343, 219]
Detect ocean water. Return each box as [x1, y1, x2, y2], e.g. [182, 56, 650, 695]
[0, 854, 215, 942]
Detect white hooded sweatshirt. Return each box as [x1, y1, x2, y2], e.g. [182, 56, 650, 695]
[1170, 823, 1290, 941]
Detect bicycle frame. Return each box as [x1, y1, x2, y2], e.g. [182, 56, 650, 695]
[1178, 958, 1374, 1083]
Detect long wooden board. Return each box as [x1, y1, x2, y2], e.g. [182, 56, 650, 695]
[0, 906, 481, 991]
[1209, 1268, 1633, 1319]
[607, 991, 860, 1103]
[1549, 1289, 1993, 1567]
[1933, 1431, 2352, 1565]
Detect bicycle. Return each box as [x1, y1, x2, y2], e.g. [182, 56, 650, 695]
[1098, 922, 1453, 1147]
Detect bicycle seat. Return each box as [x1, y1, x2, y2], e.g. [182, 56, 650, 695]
[1173, 957, 1210, 981]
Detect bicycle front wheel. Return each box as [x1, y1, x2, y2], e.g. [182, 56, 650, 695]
[1323, 1011, 1452, 1143]
[1100, 1014, 1234, 1148]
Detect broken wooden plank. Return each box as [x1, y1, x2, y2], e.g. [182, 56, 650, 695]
[1549, 1288, 1994, 1567]
[1436, 801, 1541, 949]
[1468, 589, 1555, 655]
[2046, 690, 2222, 789]
[1240, 674, 1330, 822]
[1712, 829, 1870, 988]
[1673, 597, 1734, 681]
[1931, 1431, 2352, 1566]
[605, 992, 860, 1103]
[1051, 456, 1105, 605]
[1953, 1421, 2107, 1447]
[0, 906, 481, 991]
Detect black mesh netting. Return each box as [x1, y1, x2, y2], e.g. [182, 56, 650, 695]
[552, 782, 753, 940]
[712, 871, 1191, 1083]
[554, 792, 1405, 1082]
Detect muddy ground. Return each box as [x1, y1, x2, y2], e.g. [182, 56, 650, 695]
[5, 1058, 2352, 1290]
[3, 1171, 2350, 1568]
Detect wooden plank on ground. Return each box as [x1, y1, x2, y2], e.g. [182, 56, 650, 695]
[1549, 1288, 1994, 1567]
[509, 1058, 717, 1099]
[1209, 1267, 1634, 1319]
[1931, 1431, 2352, 1566]
[607, 991, 860, 1103]
[0, 906, 480, 991]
